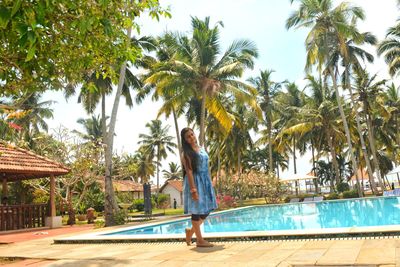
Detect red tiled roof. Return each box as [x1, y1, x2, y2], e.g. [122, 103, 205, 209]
[350, 168, 371, 181]
[97, 179, 143, 192]
[0, 142, 70, 181]
[160, 179, 183, 192]
[307, 171, 316, 177]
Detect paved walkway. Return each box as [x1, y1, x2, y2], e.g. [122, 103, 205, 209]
[0, 225, 94, 244]
[0, 221, 399, 266]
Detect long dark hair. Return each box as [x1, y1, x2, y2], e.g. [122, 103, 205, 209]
[181, 127, 198, 176]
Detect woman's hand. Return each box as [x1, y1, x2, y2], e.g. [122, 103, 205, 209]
[191, 191, 199, 201]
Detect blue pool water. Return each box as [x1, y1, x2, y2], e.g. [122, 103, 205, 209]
[105, 197, 400, 235]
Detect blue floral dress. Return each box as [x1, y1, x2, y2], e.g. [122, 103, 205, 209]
[183, 147, 218, 215]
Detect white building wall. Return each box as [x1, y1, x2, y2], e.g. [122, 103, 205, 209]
[161, 185, 183, 208]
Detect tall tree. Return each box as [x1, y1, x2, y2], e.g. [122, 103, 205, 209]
[330, 29, 381, 193]
[146, 17, 261, 147]
[133, 147, 156, 184]
[353, 70, 387, 191]
[248, 70, 282, 174]
[384, 83, 400, 154]
[73, 115, 105, 146]
[10, 92, 54, 147]
[286, 0, 365, 196]
[162, 162, 182, 180]
[138, 120, 176, 193]
[0, 0, 167, 95]
[378, 18, 400, 77]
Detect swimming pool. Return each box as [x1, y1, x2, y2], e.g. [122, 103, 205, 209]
[105, 196, 400, 235]
[54, 196, 400, 244]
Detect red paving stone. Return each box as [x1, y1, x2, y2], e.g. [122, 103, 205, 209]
[0, 225, 94, 244]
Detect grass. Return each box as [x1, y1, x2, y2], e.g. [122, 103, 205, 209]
[241, 198, 267, 206]
[129, 208, 184, 216]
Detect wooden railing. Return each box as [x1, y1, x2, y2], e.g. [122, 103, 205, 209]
[0, 204, 48, 231]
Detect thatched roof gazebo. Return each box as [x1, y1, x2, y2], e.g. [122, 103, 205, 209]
[0, 142, 70, 231]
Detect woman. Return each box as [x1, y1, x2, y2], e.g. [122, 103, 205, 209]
[181, 127, 217, 247]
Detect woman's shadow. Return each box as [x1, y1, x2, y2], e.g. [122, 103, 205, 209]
[191, 244, 225, 253]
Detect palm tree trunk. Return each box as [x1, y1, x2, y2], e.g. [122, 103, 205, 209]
[293, 136, 299, 195]
[396, 114, 400, 149]
[329, 68, 362, 197]
[199, 87, 207, 147]
[172, 108, 182, 156]
[268, 122, 273, 174]
[397, 173, 400, 187]
[217, 141, 221, 194]
[293, 136, 297, 175]
[327, 134, 341, 188]
[101, 92, 106, 144]
[326, 154, 333, 193]
[104, 27, 132, 227]
[276, 164, 280, 179]
[345, 68, 377, 194]
[364, 109, 385, 191]
[311, 140, 319, 193]
[66, 187, 75, 225]
[156, 147, 160, 195]
[237, 147, 243, 205]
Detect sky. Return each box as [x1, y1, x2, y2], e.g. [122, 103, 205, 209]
[43, 0, 399, 184]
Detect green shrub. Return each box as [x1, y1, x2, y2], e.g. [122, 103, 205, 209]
[342, 190, 359, 199]
[133, 199, 145, 211]
[132, 198, 156, 212]
[113, 209, 128, 225]
[154, 194, 170, 208]
[283, 196, 291, 203]
[325, 192, 340, 200]
[78, 183, 105, 212]
[336, 182, 350, 193]
[297, 193, 315, 202]
[94, 219, 105, 229]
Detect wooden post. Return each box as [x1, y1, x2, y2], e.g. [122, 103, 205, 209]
[2, 177, 7, 198]
[50, 175, 56, 217]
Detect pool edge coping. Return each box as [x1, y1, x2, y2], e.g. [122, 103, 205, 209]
[54, 196, 400, 244]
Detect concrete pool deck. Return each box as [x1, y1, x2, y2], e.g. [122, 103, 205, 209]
[0, 218, 399, 266]
[0, 229, 399, 266]
[54, 219, 400, 244]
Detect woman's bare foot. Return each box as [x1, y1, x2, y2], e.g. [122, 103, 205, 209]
[185, 228, 192, 245]
[196, 240, 214, 247]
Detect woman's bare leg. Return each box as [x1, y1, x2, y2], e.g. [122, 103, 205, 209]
[187, 219, 203, 239]
[191, 220, 213, 247]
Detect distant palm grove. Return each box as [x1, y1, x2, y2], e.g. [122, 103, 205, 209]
[1, 0, 400, 226]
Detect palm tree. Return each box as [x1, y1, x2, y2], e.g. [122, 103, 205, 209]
[280, 75, 345, 192]
[162, 162, 182, 180]
[133, 147, 156, 183]
[65, 34, 156, 226]
[73, 115, 105, 146]
[248, 69, 283, 174]
[286, 0, 365, 196]
[313, 160, 335, 188]
[384, 83, 400, 150]
[146, 17, 261, 147]
[11, 92, 54, 147]
[138, 119, 176, 193]
[139, 33, 191, 157]
[378, 18, 400, 77]
[353, 70, 387, 191]
[330, 29, 381, 193]
[280, 82, 307, 177]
